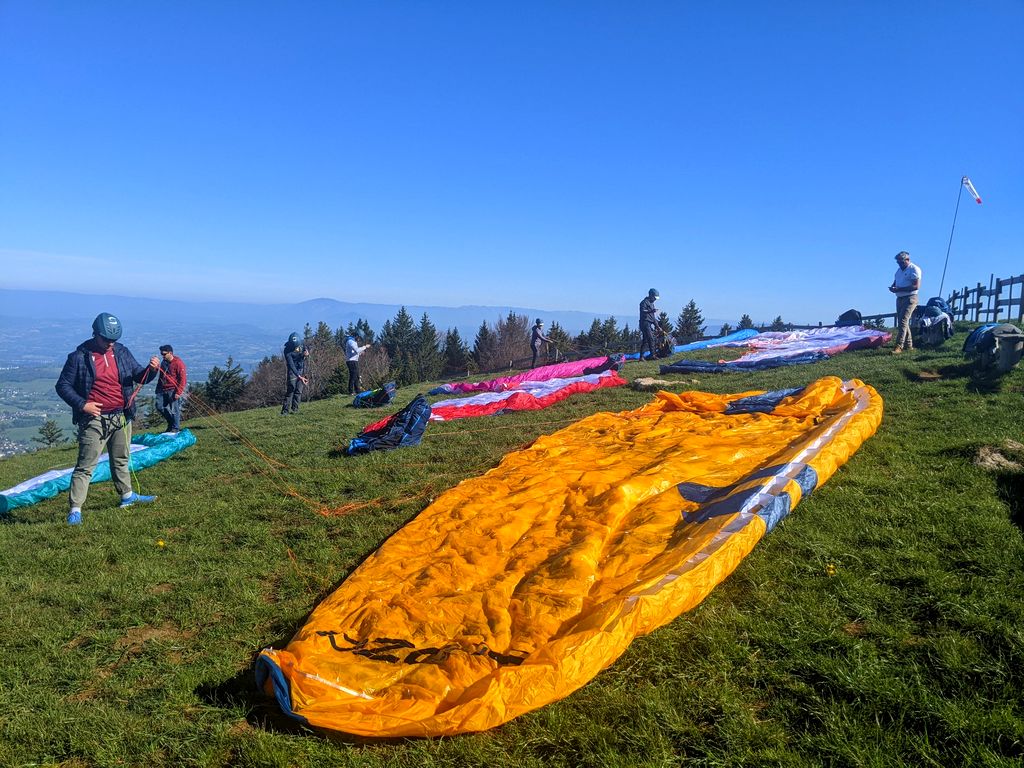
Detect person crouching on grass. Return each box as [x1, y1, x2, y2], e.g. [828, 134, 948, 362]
[55, 312, 161, 525]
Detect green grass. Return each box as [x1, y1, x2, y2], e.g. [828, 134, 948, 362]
[1, 330, 1022, 767]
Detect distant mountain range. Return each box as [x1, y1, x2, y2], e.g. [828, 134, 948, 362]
[3, 289, 727, 374]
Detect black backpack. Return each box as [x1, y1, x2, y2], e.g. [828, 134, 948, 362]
[835, 309, 862, 327]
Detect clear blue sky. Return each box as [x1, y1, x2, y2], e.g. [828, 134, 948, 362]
[2, 2, 1021, 325]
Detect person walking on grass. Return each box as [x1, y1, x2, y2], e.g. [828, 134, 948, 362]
[281, 332, 309, 414]
[155, 344, 187, 433]
[345, 334, 371, 394]
[889, 251, 921, 354]
[55, 312, 160, 525]
[639, 288, 660, 361]
[530, 319, 552, 368]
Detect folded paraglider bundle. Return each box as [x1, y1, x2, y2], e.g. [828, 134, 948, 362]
[345, 395, 431, 456]
[352, 381, 397, 408]
[910, 298, 954, 347]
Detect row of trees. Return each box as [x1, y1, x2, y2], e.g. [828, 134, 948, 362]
[185, 301, 785, 413]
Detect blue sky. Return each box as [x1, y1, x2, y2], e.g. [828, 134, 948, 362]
[1, 2, 1021, 326]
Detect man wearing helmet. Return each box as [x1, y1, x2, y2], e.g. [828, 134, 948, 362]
[55, 313, 161, 525]
[639, 289, 660, 361]
[530, 318, 553, 368]
[281, 332, 310, 414]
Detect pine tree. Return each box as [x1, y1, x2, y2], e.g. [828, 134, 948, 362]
[442, 328, 472, 375]
[719, 322, 733, 336]
[770, 315, 788, 331]
[200, 357, 247, 411]
[312, 321, 334, 346]
[32, 419, 66, 448]
[599, 317, 621, 351]
[674, 300, 707, 343]
[656, 311, 673, 336]
[577, 318, 604, 352]
[412, 313, 443, 383]
[737, 314, 755, 330]
[337, 318, 375, 346]
[472, 321, 500, 371]
[495, 312, 530, 367]
[378, 307, 418, 385]
[546, 322, 573, 361]
[620, 323, 640, 350]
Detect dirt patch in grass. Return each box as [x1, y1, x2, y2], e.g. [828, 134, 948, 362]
[975, 441, 1024, 472]
[631, 377, 700, 391]
[114, 622, 196, 653]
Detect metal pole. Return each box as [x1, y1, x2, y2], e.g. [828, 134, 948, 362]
[939, 178, 965, 297]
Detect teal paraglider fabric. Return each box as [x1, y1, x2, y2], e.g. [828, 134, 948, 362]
[0, 430, 196, 514]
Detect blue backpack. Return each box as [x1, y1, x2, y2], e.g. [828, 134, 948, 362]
[346, 395, 432, 456]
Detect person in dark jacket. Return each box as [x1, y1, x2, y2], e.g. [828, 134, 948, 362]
[638, 288, 660, 360]
[281, 332, 309, 414]
[530, 319, 552, 368]
[155, 344, 187, 433]
[55, 312, 160, 525]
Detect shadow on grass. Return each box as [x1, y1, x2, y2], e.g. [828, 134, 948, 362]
[904, 361, 1004, 394]
[995, 470, 1024, 533]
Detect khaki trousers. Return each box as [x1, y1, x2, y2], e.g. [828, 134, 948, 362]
[69, 414, 132, 509]
[895, 294, 918, 349]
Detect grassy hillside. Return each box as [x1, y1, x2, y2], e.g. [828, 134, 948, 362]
[1, 330, 1022, 767]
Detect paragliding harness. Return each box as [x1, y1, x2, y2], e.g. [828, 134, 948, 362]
[910, 297, 954, 348]
[345, 395, 432, 456]
[352, 381, 397, 408]
[963, 323, 1024, 371]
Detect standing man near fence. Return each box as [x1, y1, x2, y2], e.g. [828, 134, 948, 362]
[889, 251, 922, 354]
[55, 312, 160, 525]
[155, 344, 187, 434]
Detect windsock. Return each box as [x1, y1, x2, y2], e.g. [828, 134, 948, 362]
[962, 176, 982, 204]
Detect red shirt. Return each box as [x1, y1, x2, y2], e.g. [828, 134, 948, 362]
[157, 356, 188, 396]
[89, 348, 125, 413]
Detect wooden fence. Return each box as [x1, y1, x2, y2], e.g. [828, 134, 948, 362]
[789, 271, 1024, 329]
[947, 273, 1024, 323]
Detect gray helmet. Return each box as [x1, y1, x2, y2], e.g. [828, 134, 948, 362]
[92, 312, 122, 341]
[648, 288, 660, 300]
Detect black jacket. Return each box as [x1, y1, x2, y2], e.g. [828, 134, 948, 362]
[55, 339, 152, 424]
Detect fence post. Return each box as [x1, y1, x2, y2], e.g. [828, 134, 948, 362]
[988, 273, 996, 321]
[1019, 276, 1024, 323]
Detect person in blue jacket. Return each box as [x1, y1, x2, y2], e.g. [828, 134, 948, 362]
[281, 332, 309, 414]
[55, 312, 160, 525]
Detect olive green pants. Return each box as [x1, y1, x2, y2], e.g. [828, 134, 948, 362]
[69, 414, 133, 509]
